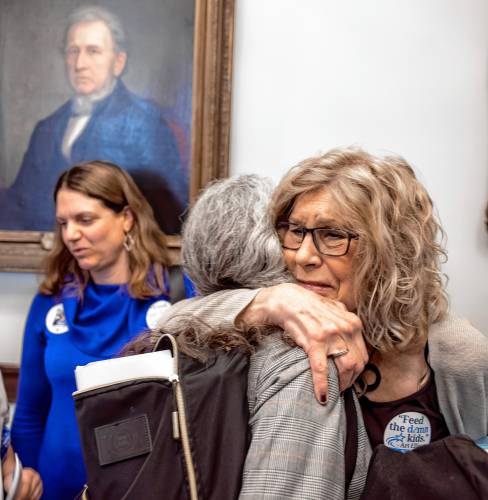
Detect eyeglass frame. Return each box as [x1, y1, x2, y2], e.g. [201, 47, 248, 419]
[276, 221, 359, 257]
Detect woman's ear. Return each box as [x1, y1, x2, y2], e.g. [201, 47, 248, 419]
[123, 206, 135, 233]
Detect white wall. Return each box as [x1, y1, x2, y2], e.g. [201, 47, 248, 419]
[0, 273, 39, 363]
[229, 0, 488, 332]
[1, 0, 487, 363]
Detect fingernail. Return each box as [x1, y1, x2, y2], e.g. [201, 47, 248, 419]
[320, 395, 327, 404]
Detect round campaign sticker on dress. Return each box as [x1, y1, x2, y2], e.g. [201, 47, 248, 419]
[383, 411, 432, 453]
[145, 300, 171, 329]
[45, 304, 69, 334]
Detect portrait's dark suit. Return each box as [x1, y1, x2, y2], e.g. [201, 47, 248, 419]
[0, 80, 188, 234]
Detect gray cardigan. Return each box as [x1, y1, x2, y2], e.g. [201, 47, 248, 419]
[428, 314, 488, 438]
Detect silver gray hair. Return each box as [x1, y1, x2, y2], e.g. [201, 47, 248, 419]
[122, 174, 289, 358]
[64, 5, 127, 53]
[182, 175, 291, 295]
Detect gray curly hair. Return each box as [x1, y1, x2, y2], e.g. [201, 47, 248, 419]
[122, 175, 290, 357]
[182, 175, 290, 294]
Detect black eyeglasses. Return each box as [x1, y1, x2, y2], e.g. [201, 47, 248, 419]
[276, 222, 358, 257]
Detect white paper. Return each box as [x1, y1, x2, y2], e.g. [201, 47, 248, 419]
[75, 350, 174, 391]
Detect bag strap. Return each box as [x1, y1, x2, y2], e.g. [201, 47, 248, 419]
[168, 265, 186, 304]
[344, 387, 358, 494]
[146, 334, 200, 500]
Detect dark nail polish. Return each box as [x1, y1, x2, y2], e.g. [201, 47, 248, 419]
[320, 395, 327, 404]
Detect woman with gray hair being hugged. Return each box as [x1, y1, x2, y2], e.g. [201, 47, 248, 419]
[127, 174, 372, 500]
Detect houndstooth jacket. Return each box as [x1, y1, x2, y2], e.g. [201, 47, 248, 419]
[159, 289, 372, 500]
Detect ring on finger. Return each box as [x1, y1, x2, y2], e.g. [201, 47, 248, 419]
[329, 348, 349, 359]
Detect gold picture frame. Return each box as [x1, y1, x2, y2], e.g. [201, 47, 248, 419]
[0, 0, 235, 271]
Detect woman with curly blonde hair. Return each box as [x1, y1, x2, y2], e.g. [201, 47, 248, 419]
[158, 147, 487, 459]
[272, 149, 448, 351]
[269, 148, 488, 450]
[11, 161, 194, 499]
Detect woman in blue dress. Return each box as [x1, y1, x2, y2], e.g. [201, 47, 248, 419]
[11, 160, 194, 499]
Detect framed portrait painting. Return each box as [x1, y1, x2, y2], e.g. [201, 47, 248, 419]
[0, 0, 234, 270]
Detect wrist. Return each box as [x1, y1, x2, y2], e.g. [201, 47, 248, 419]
[235, 285, 285, 329]
[250, 285, 290, 327]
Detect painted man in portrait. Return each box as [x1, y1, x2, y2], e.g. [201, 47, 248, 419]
[0, 5, 188, 234]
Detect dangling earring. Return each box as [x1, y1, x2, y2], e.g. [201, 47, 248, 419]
[123, 232, 135, 252]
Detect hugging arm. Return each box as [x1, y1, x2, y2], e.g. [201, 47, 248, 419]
[159, 284, 367, 402]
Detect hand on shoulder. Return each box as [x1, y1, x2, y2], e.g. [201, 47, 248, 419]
[238, 283, 368, 403]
